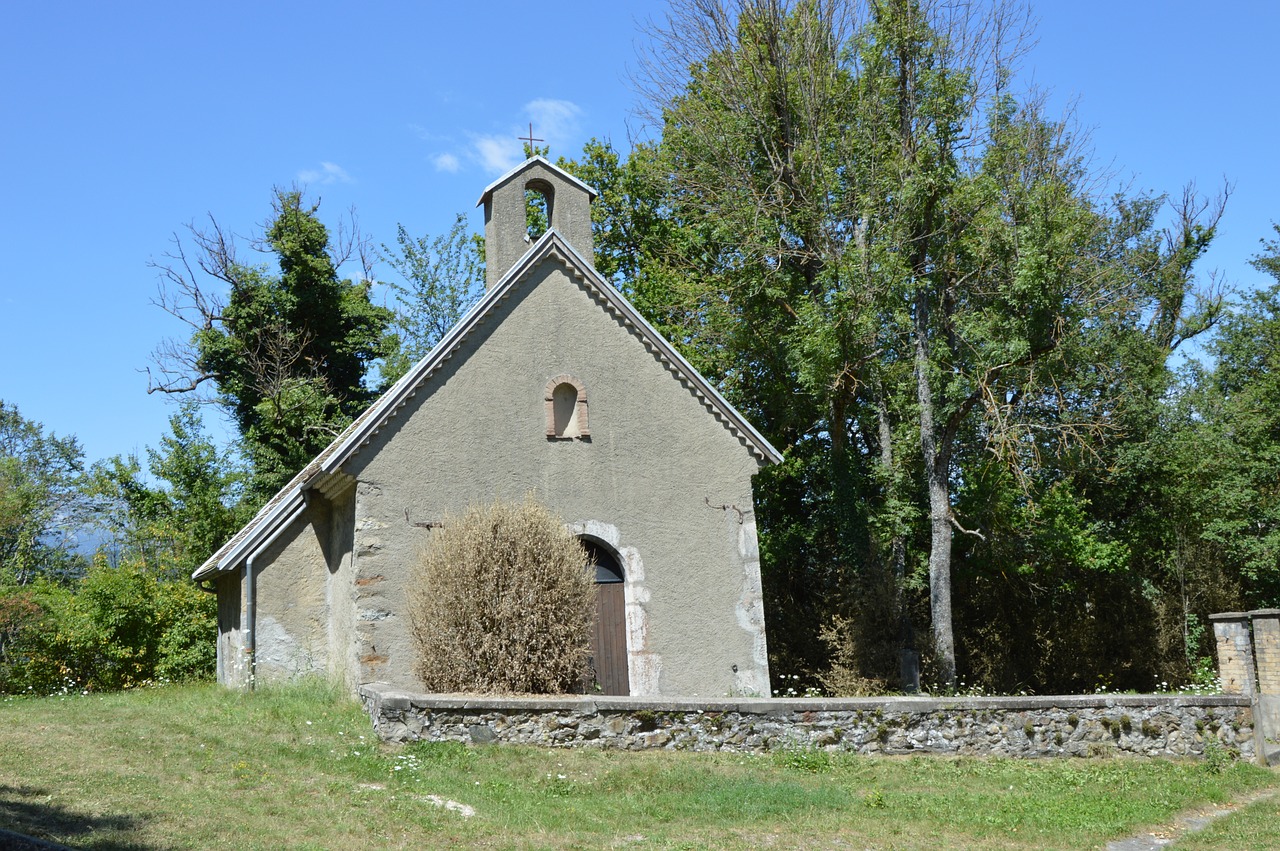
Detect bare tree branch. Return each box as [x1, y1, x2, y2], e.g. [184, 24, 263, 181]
[949, 510, 987, 541]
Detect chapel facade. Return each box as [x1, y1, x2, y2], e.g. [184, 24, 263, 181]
[193, 157, 779, 698]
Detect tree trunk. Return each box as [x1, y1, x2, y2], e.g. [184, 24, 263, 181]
[873, 375, 916, 691]
[873, 377, 907, 585]
[913, 287, 956, 687]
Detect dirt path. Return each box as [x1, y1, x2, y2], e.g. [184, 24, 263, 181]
[1105, 787, 1280, 850]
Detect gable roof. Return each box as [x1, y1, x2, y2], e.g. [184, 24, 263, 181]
[192, 228, 782, 581]
[476, 155, 599, 207]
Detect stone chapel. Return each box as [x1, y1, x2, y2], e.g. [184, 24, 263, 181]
[192, 157, 780, 698]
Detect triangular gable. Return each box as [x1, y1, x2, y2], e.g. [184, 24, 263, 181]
[193, 228, 781, 581]
[476, 155, 598, 207]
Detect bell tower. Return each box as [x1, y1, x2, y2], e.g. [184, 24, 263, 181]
[476, 156, 598, 289]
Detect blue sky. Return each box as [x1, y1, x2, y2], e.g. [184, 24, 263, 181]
[2, 1, 1277, 467]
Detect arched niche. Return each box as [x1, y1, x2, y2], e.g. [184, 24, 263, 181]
[544, 374, 589, 439]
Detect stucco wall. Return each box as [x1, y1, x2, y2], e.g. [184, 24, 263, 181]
[324, 487, 359, 690]
[215, 571, 243, 684]
[337, 256, 771, 697]
[216, 491, 359, 689]
[251, 505, 330, 681]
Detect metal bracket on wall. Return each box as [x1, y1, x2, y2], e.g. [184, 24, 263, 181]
[705, 496, 745, 524]
[404, 508, 443, 529]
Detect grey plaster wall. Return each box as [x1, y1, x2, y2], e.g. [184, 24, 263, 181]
[218, 489, 360, 690]
[215, 571, 243, 685]
[251, 506, 330, 681]
[324, 488, 359, 690]
[339, 255, 771, 697]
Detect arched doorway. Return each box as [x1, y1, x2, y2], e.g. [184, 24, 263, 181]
[583, 539, 630, 696]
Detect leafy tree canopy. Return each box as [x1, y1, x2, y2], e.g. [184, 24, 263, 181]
[614, 0, 1229, 689]
[0, 401, 87, 586]
[87, 402, 249, 579]
[150, 188, 392, 498]
[378, 215, 485, 387]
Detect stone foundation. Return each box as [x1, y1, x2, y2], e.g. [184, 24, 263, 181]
[360, 685, 1254, 761]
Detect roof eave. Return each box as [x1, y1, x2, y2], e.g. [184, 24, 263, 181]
[191, 488, 308, 581]
[475, 156, 599, 207]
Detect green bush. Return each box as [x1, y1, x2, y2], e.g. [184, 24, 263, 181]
[154, 579, 217, 682]
[408, 495, 595, 694]
[0, 588, 46, 692]
[0, 581, 72, 693]
[60, 563, 162, 689]
[0, 562, 215, 693]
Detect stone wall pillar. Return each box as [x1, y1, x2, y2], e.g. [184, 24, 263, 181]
[1248, 610, 1280, 767]
[1211, 613, 1256, 698]
[1251, 610, 1280, 696]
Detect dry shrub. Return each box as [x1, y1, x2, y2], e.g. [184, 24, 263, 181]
[814, 565, 900, 696]
[817, 615, 891, 696]
[408, 495, 594, 694]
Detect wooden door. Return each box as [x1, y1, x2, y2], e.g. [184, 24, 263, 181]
[584, 541, 630, 696]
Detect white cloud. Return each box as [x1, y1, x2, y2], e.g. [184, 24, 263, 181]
[524, 99, 583, 149]
[473, 135, 523, 173]
[433, 152, 461, 173]
[297, 161, 354, 185]
[441, 99, 586, 176]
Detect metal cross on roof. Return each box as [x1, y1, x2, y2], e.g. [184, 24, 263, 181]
[519, 123, 544, 151]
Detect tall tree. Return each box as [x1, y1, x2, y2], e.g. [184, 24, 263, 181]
[150, 188, 391, 497]
[87, 402, 248, 579]
[0, 401, 87, 585]
[1170, 228, 1280, 606]
[378, 214, 485, 387]
[632, 0, 1224, 687]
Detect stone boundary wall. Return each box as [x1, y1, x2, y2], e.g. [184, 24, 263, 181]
[360, 684, 1255, 761]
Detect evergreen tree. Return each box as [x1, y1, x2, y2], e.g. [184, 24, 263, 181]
[151, 188, 391, 497]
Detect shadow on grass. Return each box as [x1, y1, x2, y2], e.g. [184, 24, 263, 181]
[0, 784, 149, 850]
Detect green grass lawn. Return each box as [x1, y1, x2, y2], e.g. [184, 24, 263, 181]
[0, 682, 1275, 850]
[1163, 789, 1280, 850]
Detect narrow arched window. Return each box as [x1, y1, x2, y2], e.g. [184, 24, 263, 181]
[545, 374, 589, 439]
[525, 179, 553, 241]
[553, 382, 579, 436]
